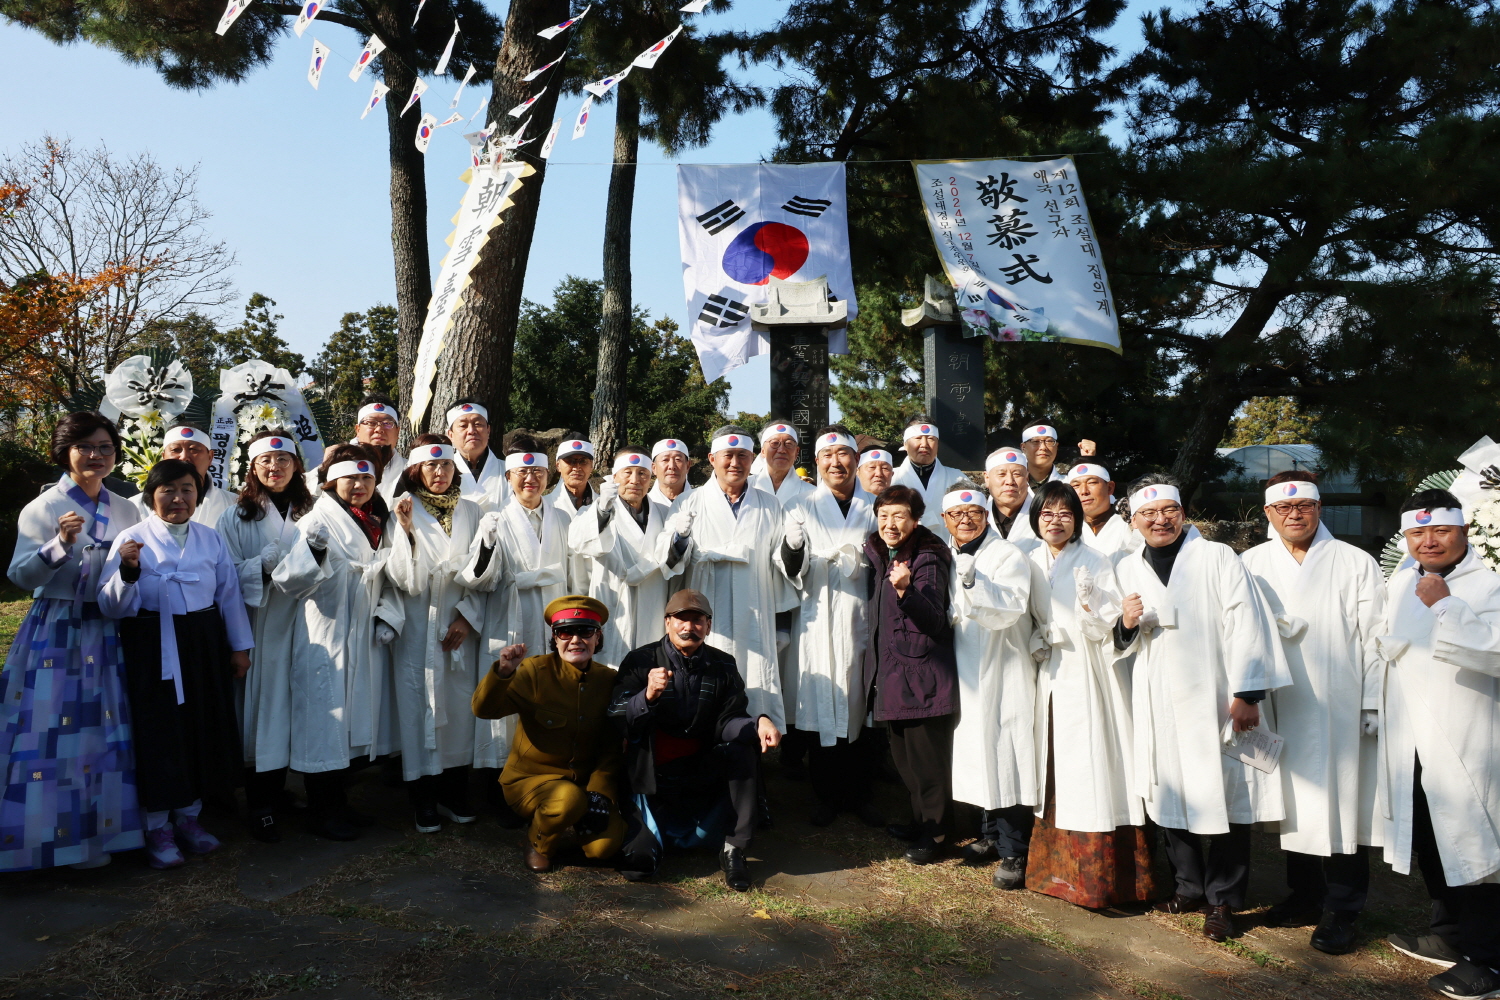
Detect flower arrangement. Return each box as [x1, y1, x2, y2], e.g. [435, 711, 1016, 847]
[99, 352, 196, 487]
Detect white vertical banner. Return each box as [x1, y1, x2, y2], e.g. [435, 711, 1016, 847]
[912, 157, 1120, 353]
[408, 162, 532, 428]
[677, 163, 857, 384]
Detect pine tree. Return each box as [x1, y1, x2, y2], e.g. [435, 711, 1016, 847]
[222, 293, 305, 377]
[308, 304, 400, 440]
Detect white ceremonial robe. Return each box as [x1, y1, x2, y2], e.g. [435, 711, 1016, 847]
[272, 494, 404, 772]
[749, 471, 816, 509]
[1379, 547, 1500, 886]
[547, 485, 594, 590]
[892, 459, 967, 529]
[648, 480, 692, 512]
[454, 449, 508, 511]
[1114, 526, 1291, 833]
[569, 498, 677, 664]
[10, 476, 141, 601]
[1028, 540, 1142, 831]
[1243, 526, 1385, 856]
[660, 480, 792, 729]
[134, 484, 235, 528]
[1082, 513, 1140, 561]
[950, 530, 1036, 811]
[773, 487, 874, 744]
[385, 498, 488, 780]
[217, 499, 315, 772]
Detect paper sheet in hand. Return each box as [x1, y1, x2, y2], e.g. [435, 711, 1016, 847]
[1221, 727, 1284, 774]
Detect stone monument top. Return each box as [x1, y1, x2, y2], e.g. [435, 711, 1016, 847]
[901, 274, 958, 330]
[751, 275, 848, 329]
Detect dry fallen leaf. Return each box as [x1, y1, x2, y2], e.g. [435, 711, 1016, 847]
[750, 909, 771, 919]
[34, 936, 49, 942]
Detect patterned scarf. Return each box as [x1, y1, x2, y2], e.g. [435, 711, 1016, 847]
[415, 481, 463, 536]
[64, 477, 109, 608]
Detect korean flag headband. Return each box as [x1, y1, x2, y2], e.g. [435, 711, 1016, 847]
[165, 425, 209, 445]
[558, 438, 595, 458]
[357, 402, 394, 423]
[446, 402, 488, 426]
[652, 438, 690, 459]
[904, 422, 939, 443]
[859, 449, 893, 467]
[711, 432, 754, 454]
[986, 448, 1026, 471]
[1128, 483, 1181, 511]
[327, 458, 375, 481]
[1067, 463, 1110, 484]
[816, 431, 857, 455]
[612, 451, 649, 474]
[942, 488, 990, 513]
[1264, 481, 1320, 505]
[1020, 424, 1056, 442]
[1400, 506, 1466, 532]
[761, 423, 799, 444]
[409, 443, 454, 464]
[505, 451, 545, 472]
[249, 436, 298, 461]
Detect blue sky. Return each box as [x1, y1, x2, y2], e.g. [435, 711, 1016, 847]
[0, 0, 1155, 417]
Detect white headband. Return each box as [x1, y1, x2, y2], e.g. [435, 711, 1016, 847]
[904, 422, 939, 443]
[761, 423, 799, 444]
[409, 443, 454, 464]
[557, 438, 595, 459]
[1067, 462, 1110, 484]
[711, 432, 754, 454]
[612, 452, 650, 474]
[165, 426, 208, 444]
[357, 402, 395, 423]
[505, 451, 546, 472]
[326, 458, 376, 481]
[1021, 424, 1057, 442]
[249, 436, 298, 461]
[1129, 483, 1181, 511]
[942, 488, 990, 513]
[652, 438, 690, 459]
[1400, 507, 1466, 532]
[859, 449, 893, 467]
[986, 448, 1027, 471]
[1264, 481, 1320, 504]
[815, 431, 857, 455]
[446, 402, 488, 426]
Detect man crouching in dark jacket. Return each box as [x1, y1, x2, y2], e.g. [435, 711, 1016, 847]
[609, 589, 781, 891]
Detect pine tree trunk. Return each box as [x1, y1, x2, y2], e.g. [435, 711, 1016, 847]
[426, 0, 570, 433]
[381, 50, 431, 442]
[589, 84, 640, 460]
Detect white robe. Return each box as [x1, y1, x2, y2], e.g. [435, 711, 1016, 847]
[216, 498, 315, 772]
[995, 504, 1038, 547]
[569, 497, 678, 663]
[774, 487, 873, 744]
[1243, 527, 1385, 856]
[272, 494, 404, 772]
[547, 485, 594, 590]
[891, 458, 967, 529]
[1114, 526, 1291, 833]
[660, 480, 792, 729]
[648, 480, 692, 511]
[1028, 540, 1142, 831]
[454, 449, 508, 511]
[749, 471, 816, 508]
[10, 476, 142, 601]
[133, 484, 235, 528]
[1379, 547, 1500, 885]
[385, 498, 489, 781]
[377, 449, 407, 502]
[1081, 513, 1139, 561]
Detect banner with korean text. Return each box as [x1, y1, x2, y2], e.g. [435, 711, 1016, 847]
[912, 157, 1120, 353]
[408, 161, 531, 428]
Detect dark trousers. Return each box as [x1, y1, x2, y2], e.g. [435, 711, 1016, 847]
[303, 768, 349, 818]
[1413, 760, 1500, 968]
[1161, 824, 1252, 909]
[1285, 847, 1369, 913]
[983, 806, 1035, 859]
[625, 741, 760, 878]
[809, 734, 873, 810]
[888, 714, 954, 841]
[244, 766, 288, 814]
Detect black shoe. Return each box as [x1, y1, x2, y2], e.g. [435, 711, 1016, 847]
[1155, 893, 1208, 915]
[960, 839, 998, 867]
[993, 856, 1026, 889]
[414, 803, 442, 834]
[904, 838, 944, 865]
[886, 822, 919, 842]
[854, 802, 886, 829]
[247, 808, 281, 844]
[1263, 893, 1323, 928]
[1388, 932, 1463, 969]
[1428, 960, 1500, 1000]
[720, 845, 751, 892]
[437, 800, 477, 824]
[1204, 904, 1235, 942]
[1310, 910, 1358, 955]
[809, 803, 837, 827]
[306, 813, 360, 841]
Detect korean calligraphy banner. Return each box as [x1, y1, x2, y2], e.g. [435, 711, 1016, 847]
[677, 163, 857, 384]
[407, 161, 531, 428]
[911, 157, 1120, 354]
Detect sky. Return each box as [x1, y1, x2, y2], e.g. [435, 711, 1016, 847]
[0, 0, 1157, 418]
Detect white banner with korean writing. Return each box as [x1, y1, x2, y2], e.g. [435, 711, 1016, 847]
[911, 157, 1120, 354]
[407, 161, 531, 428]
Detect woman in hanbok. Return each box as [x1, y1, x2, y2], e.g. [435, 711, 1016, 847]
[1, 411, 144, 871]
[217, 431, 317, 842]
[99, 459, 253, 869]
[1022, 481, 1158, 908]
[275, 443, 404, 841]
[387, 435, 484, 833]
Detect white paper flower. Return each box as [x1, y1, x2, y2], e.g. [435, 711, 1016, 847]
[104, 356, 193, 418]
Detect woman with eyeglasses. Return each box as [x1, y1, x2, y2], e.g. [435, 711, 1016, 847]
[0, 412, 144, 870]
[386, 434, 483, 834]
[1019, 480, 1159, 909]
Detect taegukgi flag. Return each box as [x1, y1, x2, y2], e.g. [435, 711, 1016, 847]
[677, 163, 856, 384]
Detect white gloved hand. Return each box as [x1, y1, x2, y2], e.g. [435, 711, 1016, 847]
[260, 541, 282, 572]
[668, 509, 695, 538]
[478, 510, 503, 547]
[1138, 607, 1160, 632]
[1073, 565, 1097, 613]
[375, 622, 397, 646]
[305, 521, 330, 551]
[598, 479, 620, 506]
[955, 552, 977, 587]
[1361, 709, 1380, 736]
[785, 514, 806, 551]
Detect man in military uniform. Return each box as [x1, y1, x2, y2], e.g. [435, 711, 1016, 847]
[472, 596, 626, 873]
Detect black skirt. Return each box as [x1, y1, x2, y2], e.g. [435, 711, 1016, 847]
[119, 605, 243, 813]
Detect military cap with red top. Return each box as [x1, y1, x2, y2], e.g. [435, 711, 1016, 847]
[543, 595, 610, 629]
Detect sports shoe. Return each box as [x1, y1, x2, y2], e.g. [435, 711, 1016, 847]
[1429, 960, 1500, 1000]
[414, 803, 442, 834]
[992, 856, 1026, 889]
[437, 801, 478, 824]
[1389, 933, 1463, 969]
[174, 816, 221, 855]
[145, 826, 186, 869]
[959, 839, 998, 867]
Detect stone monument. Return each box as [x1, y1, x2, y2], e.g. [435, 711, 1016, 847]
[752, 276, 847, 469]
[903, 275, 985, 470]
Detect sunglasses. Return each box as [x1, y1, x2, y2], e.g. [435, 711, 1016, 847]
[552, 624, 601, 638]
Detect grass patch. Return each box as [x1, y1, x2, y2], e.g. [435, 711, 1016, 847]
[0, 598, 32, 653]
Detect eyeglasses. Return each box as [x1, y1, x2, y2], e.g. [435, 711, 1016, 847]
[358, 417, 397, 429]
[1038, 510, 1075, 522]
[943, 508, 985, 523]
[71, 444, 115, 457]
[1268, 501, 1320, 516]
[512, 469, 546, 482]
[1137, 505, 1183, 523]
